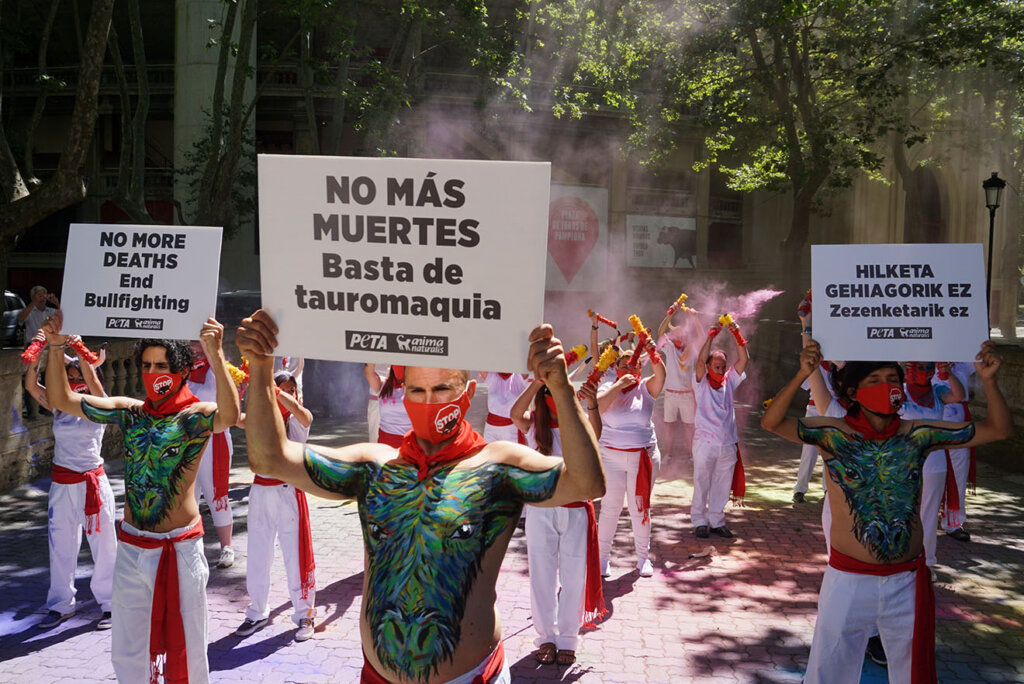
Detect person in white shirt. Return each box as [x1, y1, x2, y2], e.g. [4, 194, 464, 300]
[19, 285, 59, 341]
[235, 371, 318, 642]
[939, 362, 976, 541]
[365, 364, 388, 442]
[691, 315, 750, 539]
[365, 365, 411, 447]
[595, 342, 666, 577]
[656, 307, 701, 466]
[26, 348, 116, 631]
[479, 371, 530, 443]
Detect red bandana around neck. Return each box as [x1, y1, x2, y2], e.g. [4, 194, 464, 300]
[844, 407, 902, 441]
[706, 370, 726, 390]
[142, 380, 200, 417]
[906, 382, 934, 409]
[398, 420, 488, 480]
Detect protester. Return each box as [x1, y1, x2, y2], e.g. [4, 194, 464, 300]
[364, 364, 411, 447]
[479, 370, 530, 444]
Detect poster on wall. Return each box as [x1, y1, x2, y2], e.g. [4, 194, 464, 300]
[546, 185, 608, 291]
[626, 215, 697, 268]
[258, 154, 551, 371]
[811, 243, 988, 362]
[59, 223, 223, 339]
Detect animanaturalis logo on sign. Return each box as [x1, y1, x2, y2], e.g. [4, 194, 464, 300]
[346, 331, 449, 356]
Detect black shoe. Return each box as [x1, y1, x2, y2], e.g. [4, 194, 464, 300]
[96, 612, 112, 630]
[38, 610, 74, 629]
[235, 617, 269, 637]
[695, 525, 709, 538]
[792, 491, 806, 503]
[865, 635, 887, 667]
[946, 527, 971, 542]
[710, 526, 734, 539]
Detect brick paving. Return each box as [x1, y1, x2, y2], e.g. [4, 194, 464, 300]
[1, 395, 1022, 683]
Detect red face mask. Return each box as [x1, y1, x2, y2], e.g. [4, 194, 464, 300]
[142, 372, 182, 403]
[706, 370, 726, 387]
[856, 382, 904, 415]
[70, 382, 89, 395]
[403, 387, 472, 444]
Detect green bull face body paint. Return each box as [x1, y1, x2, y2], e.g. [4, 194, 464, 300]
[82, 400, 213, 528]
[304, 446, 560, 682]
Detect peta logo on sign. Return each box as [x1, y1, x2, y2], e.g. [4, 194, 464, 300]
[434, 404, 463, 434]
[345, 330, 449, 356]
[154, 374, 175, 395]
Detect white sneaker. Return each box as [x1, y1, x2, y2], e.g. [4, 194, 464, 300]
[217, 546, 235, 568]
[295, 617, 315, 642]
[637, 559, 655, 577]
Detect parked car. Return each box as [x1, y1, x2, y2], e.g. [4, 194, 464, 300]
[2, 290, 26, 348]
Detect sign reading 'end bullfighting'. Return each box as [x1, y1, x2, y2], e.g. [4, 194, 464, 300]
[60, 224, 223, 339]
[257, 155, 551, 371]
[811, 243, 988, 362]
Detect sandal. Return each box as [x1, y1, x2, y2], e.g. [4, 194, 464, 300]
[534, 642, 557, 665]
[556, 649, 576, 666]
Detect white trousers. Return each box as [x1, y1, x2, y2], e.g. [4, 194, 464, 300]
[111, 520, 209, 684]
[597, 445, 658, 565]
[804, 565, 916, 684]
[690, 441, 737, 528]
[443, 645, 511, 684]
[367, 399, 380, 443]
[943, 448, 970, 531]
[194, 435, 234, 528]
[46, 477, 117, 614]
[919, 450, 947, 566]
[483, 422, 520, 444]
[525, 506, 589, 650]
[794, 443, 818, 494]
[245, 483, 316, 625]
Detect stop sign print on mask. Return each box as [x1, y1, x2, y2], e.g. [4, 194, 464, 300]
[548, 196, 599, 285]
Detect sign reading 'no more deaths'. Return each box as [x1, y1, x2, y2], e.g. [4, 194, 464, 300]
[258, 155, 551, 372]
[811, 243, 988, 362]
[60, 224, 223, 339]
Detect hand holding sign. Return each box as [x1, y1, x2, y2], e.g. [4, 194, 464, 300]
[527, 324, 569, 391]
[798, 340, 823, 380]
[236, 310, 280, 363]
[200, 318, 226, 359]
[974, 340, 1001, 380]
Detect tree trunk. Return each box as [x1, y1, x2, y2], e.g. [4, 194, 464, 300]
[0, 0, 116, 238]
[22, 0, 62, 184]
[300, 26, 320, 155]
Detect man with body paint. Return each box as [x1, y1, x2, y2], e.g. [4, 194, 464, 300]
[762, 340, 1012, 684]
[42, 311, 241, 684]
[237, 310, 605, 684]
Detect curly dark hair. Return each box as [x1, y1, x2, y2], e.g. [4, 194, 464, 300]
[831, 361, 905, 411]
[133, 339, 195, 374]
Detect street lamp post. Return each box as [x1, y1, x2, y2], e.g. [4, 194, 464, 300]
[982, 171, 1006, 322]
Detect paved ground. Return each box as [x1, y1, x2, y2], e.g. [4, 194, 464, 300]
[1, 394, 1022, 683]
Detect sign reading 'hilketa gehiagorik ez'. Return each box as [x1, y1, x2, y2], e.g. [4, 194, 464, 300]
[811, 243, 988, 362]
[60, 224, 223, 339]
[257, 155, 551, 372]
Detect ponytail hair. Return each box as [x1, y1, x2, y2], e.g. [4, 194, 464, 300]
[533, 385, 554, 456]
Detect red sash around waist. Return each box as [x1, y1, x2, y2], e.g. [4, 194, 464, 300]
[52, 464, 105, 534]
[377, 429, 404, 448]
[251, 476, 316, 598]
[485, 413, 527, 444]
[605, 445, 653, 524]
[360, 641, 505, 683]
[562, 500, 608, 627]
[829, 548, 934, 684]
[118, 520, 205, 684]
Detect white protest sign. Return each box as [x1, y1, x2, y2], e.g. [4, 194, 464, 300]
[60, 224, 223, 339]
[811, 243, 987, 362]
[258, 155, 550, 371]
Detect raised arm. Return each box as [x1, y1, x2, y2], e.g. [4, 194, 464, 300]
[24, 359, 49, 409]
[578, 381, 602, 441]
[644, 351, 667, 399]
[937, 363, 965, 404]
[509, 378, 543, 435]
[524, 324, 604, 505]
[726, 318, 750, 375]
[695, 322, 719, 382]
[761, 341, 822, 444]
[957, 341, 1014, 448]
[364, 363, 384, 394]
[276, 387, 313, 428]
[201, 318, 241, 433]
[237, 309, 388, 499]
[41, 312, 133, 418]
[596, 373, 635, 413]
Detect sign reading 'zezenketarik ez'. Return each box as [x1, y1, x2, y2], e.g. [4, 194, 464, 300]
[811, 243, 988, 362]
[258, 155, 551, 372]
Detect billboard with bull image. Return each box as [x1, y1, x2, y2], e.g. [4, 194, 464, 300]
[626, 215, 697, 268]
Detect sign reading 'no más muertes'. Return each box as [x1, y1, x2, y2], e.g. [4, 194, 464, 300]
[258, 155, 551, 371]
[59, 224, 223, 339]
[811, 243, 987, 362]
